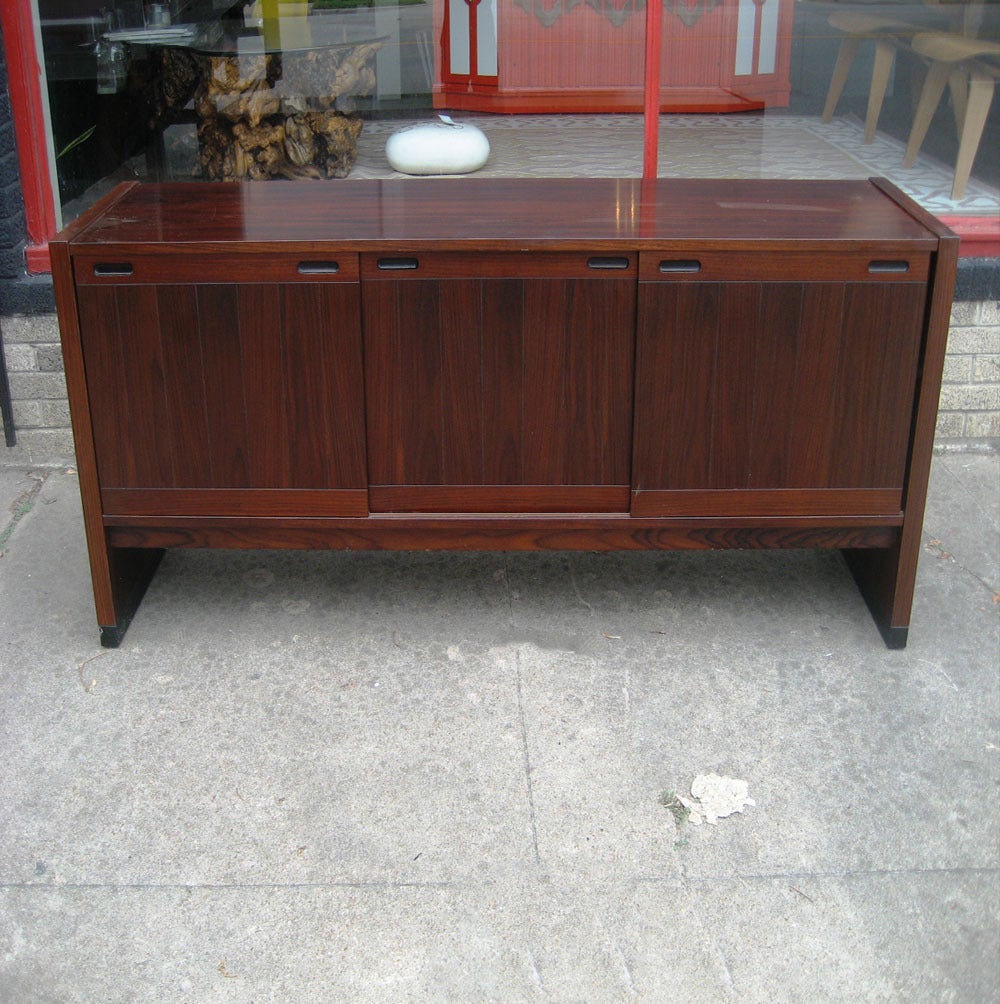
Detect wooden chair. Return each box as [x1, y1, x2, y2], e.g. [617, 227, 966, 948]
[903, 32, 1000, 199]
[822, 11, 925, 142]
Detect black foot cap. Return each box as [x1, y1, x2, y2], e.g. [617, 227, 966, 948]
[100, 624, 126, 649]
[877, 623, 909, 650]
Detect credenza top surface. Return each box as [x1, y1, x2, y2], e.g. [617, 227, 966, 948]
[58, 178, 941, 252]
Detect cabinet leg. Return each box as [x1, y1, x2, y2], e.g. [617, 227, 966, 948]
[842, 543, 911, 649]
[97, 547, 165, 648]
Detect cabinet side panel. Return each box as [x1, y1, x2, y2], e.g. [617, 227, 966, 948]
[830, 283, 925, 488]
[198, 285, 251, 488]
[52, 240, 123, 629]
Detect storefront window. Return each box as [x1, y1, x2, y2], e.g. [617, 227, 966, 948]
[22, 0, 1000, 233]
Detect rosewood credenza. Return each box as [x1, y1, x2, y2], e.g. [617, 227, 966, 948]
[51, 177, 958, 647]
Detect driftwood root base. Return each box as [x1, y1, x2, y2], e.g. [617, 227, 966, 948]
[198, 111, 363, 180]
[193, 45, 378, 181]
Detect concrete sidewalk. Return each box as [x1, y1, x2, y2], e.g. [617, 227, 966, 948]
[0, 453, 997, 1002]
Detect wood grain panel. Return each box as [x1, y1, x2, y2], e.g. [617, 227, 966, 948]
[68, 180, 938, 252]
[846, 186, 960, 641]
[746, 282, 805, 489]
[364, 272, 635, 510]
[782, 284, 846, 487]
[103, 488, 368, 517]
[710, 284, 758, 489]
[240, 284, 291, 487]
[76, 286, 129, 488]
[633, 273, 928, 514]
[521, 278, 572, 483]
[369, 485, 629, 514]
[633, 280, 719, 490]
[114, 285, 174, 487]
[830, 283, 924, 488]
[481, 279, 526, 484]
[522, 275, 634, 488]
[282, 283, 367, 490]
[360, 252, 635, 280]
[393, 279, 447, 483]
[156, 285, 214, 486]
[439, 280, 486, 485]
[631, 488, 902, 519]
[553, 277, 635, 485]
[78, 280, 367, 500]
[197, 284, 250, 487]
[105, 518, 898, 554]
[639, 250, 930, 283]
[74, 253, 360, 285]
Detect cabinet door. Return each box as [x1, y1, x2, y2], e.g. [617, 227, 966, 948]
[74, 254, 367, 517]
[362, 252, 636, 512]
[632, 251, 929, 518]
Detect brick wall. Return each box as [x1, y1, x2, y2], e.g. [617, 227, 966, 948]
[2, 313, 73, 464]
[938, 300, 1000, 443]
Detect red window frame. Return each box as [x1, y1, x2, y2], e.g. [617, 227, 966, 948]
[2, 0, 997, 271]
[2, 0, 58, 273]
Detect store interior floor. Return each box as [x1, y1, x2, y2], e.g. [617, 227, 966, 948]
[64, 103, 999, 229]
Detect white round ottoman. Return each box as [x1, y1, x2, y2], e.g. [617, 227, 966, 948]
[386, 116, 490, 176]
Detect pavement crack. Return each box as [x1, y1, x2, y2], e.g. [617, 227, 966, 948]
[611, 940, 638, 996]
[501, 554, 515, 626]
[923, 531, 999, 604]
[0, 471, 47, 554]
[514, 648, 541, 865]
[567, 559, 594, 615]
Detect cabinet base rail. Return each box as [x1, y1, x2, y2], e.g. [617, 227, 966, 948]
[95, 519, 904, 649]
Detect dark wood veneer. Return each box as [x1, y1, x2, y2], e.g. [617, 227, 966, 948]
[52, 178, 957, 647]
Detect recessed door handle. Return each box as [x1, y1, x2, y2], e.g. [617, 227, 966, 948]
[377, 258, 419, 271]
[868, 260, 910, 273]
[588, 256, 630, 270]
[659, 260, 701, 274]
[93, 262, 134, 276]
[297, 261, 340, 274]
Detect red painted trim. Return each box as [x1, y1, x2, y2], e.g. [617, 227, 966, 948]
[643, 0, 662, 179]
[25, 243, 51, 273]
[435, 87, 768, 114]
[468, 0, 479, 85]
[1, 0, 58, 265]
[939, 216, 1000, 258]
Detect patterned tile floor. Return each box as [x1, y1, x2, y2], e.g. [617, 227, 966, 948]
[354, 112, 999, 218]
